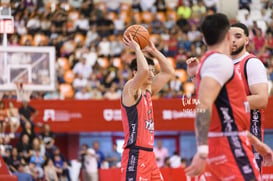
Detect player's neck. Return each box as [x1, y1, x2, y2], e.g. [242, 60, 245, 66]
[207, 42, 230, 55]
[140, 84, 151, 92]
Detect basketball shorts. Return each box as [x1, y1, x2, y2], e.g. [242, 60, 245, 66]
[201, 133, 261, 181]
[121, 147, 163, 181]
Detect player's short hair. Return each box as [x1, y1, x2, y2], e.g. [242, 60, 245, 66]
[231, 22, 249, 37]
[201, 13, 230, 46]
[129, 57, 155, 71]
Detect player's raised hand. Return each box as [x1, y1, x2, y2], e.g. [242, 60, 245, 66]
[186, 57, 200, 77]
[142, 39, 156, 53]
[123, 33, 140, 51]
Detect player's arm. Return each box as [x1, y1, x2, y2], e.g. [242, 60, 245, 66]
[122, 34, 149, 106]
[186, 57, 200, 77]
[195, 77, 221, 146]
[143, 41, 176, 95]
[246, 58, 268, 109]
[247, 131, 273, 166]
[247, 83, 268, 109]
[185, 55, 234, 176]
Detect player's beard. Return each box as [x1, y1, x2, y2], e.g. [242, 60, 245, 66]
[231, 44, 244, 56]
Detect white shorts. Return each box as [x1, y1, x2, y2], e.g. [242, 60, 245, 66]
[10, 117, 19, 124]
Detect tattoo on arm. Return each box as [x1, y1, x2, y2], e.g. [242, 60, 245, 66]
[195, 109, 211, 146]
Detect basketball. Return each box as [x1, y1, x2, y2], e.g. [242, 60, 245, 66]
[123, 25, 150, 49]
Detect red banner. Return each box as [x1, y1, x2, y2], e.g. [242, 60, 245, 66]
[11, 97, 273, 133]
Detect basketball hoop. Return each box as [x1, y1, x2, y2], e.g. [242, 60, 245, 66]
[15, 82, 32, 102]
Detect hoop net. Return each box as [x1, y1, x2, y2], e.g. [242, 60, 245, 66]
[15, 82, 32, 102]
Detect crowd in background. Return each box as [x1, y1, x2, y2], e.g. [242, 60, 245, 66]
[0, 99, 188, 180]
[0, 0, 272, 101]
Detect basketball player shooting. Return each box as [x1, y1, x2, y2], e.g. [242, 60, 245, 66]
[120, 33, 175, 181]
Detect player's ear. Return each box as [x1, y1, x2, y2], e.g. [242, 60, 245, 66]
[245, 37, 249, 46]
[226, 31, 230, 41]
[133, 70, 137, 77]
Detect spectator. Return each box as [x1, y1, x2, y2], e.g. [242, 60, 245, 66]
[85, 26, 99, 47]
[16, 134, 32, 163]
[31, 137, 45, 157]
[252, 28, 266, 54]
[98, 37, 111, 57]
[19, 101, 38, 130]
[0, 101, 7, 137]
[163, 157, 171, 167]
[73, 56, 92, 79]
[79, 144, 98, 181]
[39, 124, 56, 159]
[74, 13, 89, 35]
[180, 158, 188, 168]
[105, 142, 121, 168]
[104, 84, 121, 100]
[7, 147, 21, 173]
[20, 121, 36, 144]
[140, 0, 156, 12]
[110, 37, 124, 57]
[25, 162, 39, 180]
[29, 150, 45, 179]
[151, 14, 164, 34]
[75, 87, 91, 100]
[239, 0, 251, 11]
[6, 101, 20, 138]
[203, 0, 218, 13]
[44, 158, 59, 181]
[72, 74, 88, 92]
[105, 0, 121, 13]
[154, 0, 167, 12]
[89, 88, 103, 99]
[0, 136, 12, 162]
[265, 32, 273, 55]
[169, 151, 181, 168]
[53, 147, 71, 181]
[13, 163, 33, 181]
[154, 140, 169, 168]
[113, 15, 125, 36]
[92, 141, 105, 169]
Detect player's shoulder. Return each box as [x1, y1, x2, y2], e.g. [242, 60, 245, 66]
[123, 79, 133, 91]
[205, 53, 233, 68]
[247, 56, 264, 65]
[210, 53, 232, 62]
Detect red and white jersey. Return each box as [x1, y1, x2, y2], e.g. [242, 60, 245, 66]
[233, 52, 267, 170]
[196, 51, 250, 132]
[233, 52, 267, 95]
[121, 90, 154, 149]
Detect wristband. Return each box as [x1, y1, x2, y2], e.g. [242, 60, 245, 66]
[197, 145, 209, 155]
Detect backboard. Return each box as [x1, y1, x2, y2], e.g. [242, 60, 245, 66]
[0, 46, 55, 91]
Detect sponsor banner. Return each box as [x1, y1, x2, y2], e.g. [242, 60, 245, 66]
[8, 97, 273, 133]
